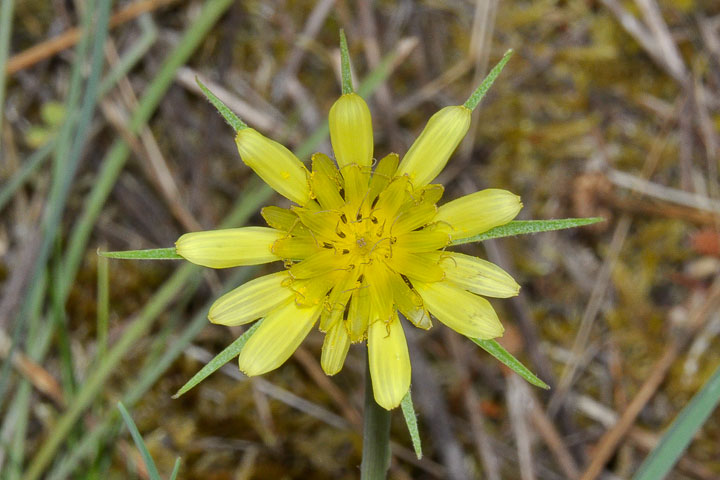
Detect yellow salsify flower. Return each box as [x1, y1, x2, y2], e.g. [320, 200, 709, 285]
[175, 51, 521, 411]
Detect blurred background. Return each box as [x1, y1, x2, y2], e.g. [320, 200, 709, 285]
[2, 0, 720, 478]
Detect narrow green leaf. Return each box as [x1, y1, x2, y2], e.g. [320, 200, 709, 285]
[117, 402, 162, 480]
[169, 458, 182, 480]
[464, 49, 513, 111]
[98, 247, 183, 260]
[633, 364, 720, 480]
[339, 29, 353, 94]
[173, 320, 262, 398]
[195, 76, 247, 131]
[452, 217, 604, 245]
[470, 338, 549, 389]
[400, 390, 422, 459]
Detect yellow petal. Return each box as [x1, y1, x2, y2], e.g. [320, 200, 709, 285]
[320, 320, 351, 375]
[340, 164, 371, 207]
[238, 301, 322, 376]
[368, 314, 411, 410]
[395, 230, 450, 252]
[310, 153, 345, 210]
[236, 128, 311, 205]
[291, 273, 337, 307]
[435, 189, 522, 240]
[392, 201, 437, 234]
[388, 272, 432, 330]
[366, 262, 394, 324]
[271, 235, 321, 260]
[346, 278, 371, 342]
[436, 252, 520, 298]
[329, 93, 373, 169]
[289, 248, 344, 279]
[415, 184, 445, 205]
[292, 206, 342, 241]
[413, 280, 504, 339]
[320, 268, 361, 331]
[176, 227, 283, 268]
[261, 206, 306, 234]
[396, 106, 471, 187]
[209, 272, 292, 326]
[374, 176, 411, 223]
[385, 250, 445, 282]
[367, 153, 399, 204]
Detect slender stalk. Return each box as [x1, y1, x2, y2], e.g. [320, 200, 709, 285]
[360, 356, 391, 479]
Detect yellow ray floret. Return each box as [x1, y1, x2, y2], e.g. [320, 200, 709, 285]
[209, 271, 293, 326]
[435, 188, 522, 240]
[238, 300, 323, 376]
[235, 128, 311, 205]
[329, 93, 373, 169]
[413, 280, 504, 339]
[396, 106, 471, 186]
[176, 227, 283, 268]
[368, 313, 411, 410]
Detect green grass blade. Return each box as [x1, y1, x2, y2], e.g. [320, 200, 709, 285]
[451, 217, 604, 245]
[470, 338, 549, 389]
[98, 248, 182, 260]
[464, 49, 513, 111]
[0, 0, 16, 152]
[169, 457, 182, 480]
[400, 390, 422, 459]
[633, 364, 720, 480]
[98, 15, 157, 97]
[117, 402, 162, 480]
[0, 140, 54, 214]
[173, 320, 262, 398]
[196, 77, 247, 131]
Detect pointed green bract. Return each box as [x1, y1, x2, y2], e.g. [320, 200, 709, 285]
[451, 217, 604, 245]
[463, 49, 513, 111]
[196, 77, 247, 131]
[470, 338, 550, 389]
[98, 247, 183, 260]
[173, 320, 262, 398]
[339, 29, 353, 94]
[400, 390, 422, 459]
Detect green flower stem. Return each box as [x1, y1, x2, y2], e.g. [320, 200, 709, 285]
[360, 356, 391, 479]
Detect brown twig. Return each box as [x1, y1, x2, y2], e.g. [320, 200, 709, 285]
[0, 330, 65, 406]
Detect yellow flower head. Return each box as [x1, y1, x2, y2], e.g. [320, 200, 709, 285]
[176, 47, 521, 410]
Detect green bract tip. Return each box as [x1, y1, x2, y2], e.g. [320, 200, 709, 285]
[339, 29, 354, 94]
[464, 49, 513, 111]
[196, 77, 247, 131]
